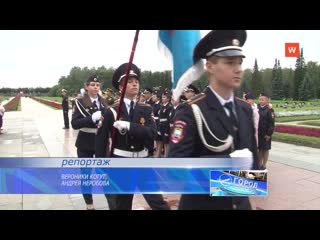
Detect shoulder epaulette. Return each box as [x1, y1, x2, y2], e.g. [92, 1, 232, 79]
[138, 102, 151, 107]
[185, 93, 206, 105]
[236, 97, 251, 106]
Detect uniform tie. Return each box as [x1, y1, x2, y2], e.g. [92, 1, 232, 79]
[129, 100, 134, 121]
[224, 102, 240, 149]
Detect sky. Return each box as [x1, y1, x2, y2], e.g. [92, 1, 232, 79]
[1, 30, 320, 88]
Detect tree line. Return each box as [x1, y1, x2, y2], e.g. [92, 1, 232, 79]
[1, 48, 319, 100]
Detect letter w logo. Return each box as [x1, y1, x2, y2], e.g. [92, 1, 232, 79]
[285, 43, 300, 57]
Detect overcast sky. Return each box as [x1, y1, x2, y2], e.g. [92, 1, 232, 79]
[1, 30, 319, 88]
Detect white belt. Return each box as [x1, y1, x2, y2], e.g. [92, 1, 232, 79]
[80, 128, 97, 134]
[154, 117, 159, 120]
[114, 148, 148, 157]
[160, 119, 168, 122]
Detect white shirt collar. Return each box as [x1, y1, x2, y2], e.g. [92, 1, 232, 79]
[209, 86, 234, 106]
[90, 97, 99, 103]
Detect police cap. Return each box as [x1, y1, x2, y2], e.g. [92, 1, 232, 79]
[112, 63, 140, 91]
[245, 92, 256, 100]
[193, 30, 247, 60]
[184, 84, 200, 94]
[86, 75, 99, 84]
[143, 87, 153, 94]
[260, 92, 269, 98]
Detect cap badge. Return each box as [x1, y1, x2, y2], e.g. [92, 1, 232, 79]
[232, 39, 240, 46]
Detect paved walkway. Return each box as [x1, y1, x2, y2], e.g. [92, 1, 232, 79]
[0, 97, 320, 210]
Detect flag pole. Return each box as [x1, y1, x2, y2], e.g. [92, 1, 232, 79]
[109, 30, 140, 157]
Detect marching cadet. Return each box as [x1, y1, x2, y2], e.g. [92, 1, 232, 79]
[61, 89, 70, 129]
[157, 89, 173, 157]
[104, 88, 115, 106]
[184, 84, 200, 100]
[95, 63, 170, 210]
[144, 87, 154, 106]
[258, 92, 275, 169]
[71, 75, 109, 210]
[152, 89, 162, 157]
[168, 30, 259, 210]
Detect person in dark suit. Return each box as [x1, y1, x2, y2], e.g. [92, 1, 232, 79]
[95, 63, 170, 210]
[144, 87, 154, 106]
[61, 89, 70, 129]
[168, 30, 259, 210]
[258, 92, 275, 169]
[71, 75, 109, 210]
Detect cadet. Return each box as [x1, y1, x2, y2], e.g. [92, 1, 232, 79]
[258, 92, 275, 169]
[144, 87, 154, 106]
[71, 75, 109, 210]
[95, 63, 170, 210]
[104, 88, 115, 106]
[168, 30, 259, 210]
[157, 89, 173, 157]
[61, 89, 70, 129]
[184, 84, 200, 100]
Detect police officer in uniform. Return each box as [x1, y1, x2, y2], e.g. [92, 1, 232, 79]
[184, 84, 200, 100]
[144, 87, 154, 106]
[104, 88, 115, 106]
[95, 63, 170, 210]
[71, 75, 109, 210]
[258, 92, 275, 169]
[168, 30, 259, 210]
[61, 89, 70, 129]
[158, 89, 173, 157]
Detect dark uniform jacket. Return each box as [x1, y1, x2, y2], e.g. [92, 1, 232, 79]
[62, 96, 69, 111]
[168, 87, 259, 210]
[258, 105, 275, 150]
[158, 102, 173, 138]
[95, 101, 156, 157]
[71, 94, 107, 152]
[152, 101, 161, 133]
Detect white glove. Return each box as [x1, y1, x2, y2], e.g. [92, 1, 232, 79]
[92, 111, 102, 123]
[230, 148, 253, 158]
[113, 120, 130, 132]
[230, 148, 254, 169]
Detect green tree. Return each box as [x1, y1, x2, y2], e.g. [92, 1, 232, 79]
[271, 59, 284, 100]
[249, 59, 263, 97]
[294, 48, 306, 100]
[299, 72, 312, 101]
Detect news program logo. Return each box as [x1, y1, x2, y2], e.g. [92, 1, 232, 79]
[210, 170, 267, 196]
[285, 43, 300, 57]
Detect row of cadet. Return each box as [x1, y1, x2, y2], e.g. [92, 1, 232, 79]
[66, 30, 274, 210]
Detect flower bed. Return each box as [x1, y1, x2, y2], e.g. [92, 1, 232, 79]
[275, 125, 320, 137]
[3, 95, 21, 111]
[30, 96, 62, 109]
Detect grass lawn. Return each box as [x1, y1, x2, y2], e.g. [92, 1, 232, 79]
[276, 115, 320, 122]
[297, 120, 320, 127]
[273, 132, 320, 148]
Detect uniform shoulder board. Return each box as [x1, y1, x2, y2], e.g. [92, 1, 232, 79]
[185, 93, 206, 105]
[138, 102, 151, 107]
[236, 97, 251, 106]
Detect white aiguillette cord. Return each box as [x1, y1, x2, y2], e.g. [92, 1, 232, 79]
[191, 104, 233, 152]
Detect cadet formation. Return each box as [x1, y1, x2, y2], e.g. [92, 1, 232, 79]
[61, 30, 275, 210]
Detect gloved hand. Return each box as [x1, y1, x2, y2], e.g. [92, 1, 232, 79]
[230, 148, 253, 158]
[113, 120, 130, 132]
[91, 111, 102, 123]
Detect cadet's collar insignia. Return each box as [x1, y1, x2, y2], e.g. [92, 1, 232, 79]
[140, 117, 145, 125]
[170, 120, 187, 144]
[232, 39, 240, 46]
[90, 107, 93, 110]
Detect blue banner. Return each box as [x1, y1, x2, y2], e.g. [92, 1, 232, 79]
[0, 158, 264, 194]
